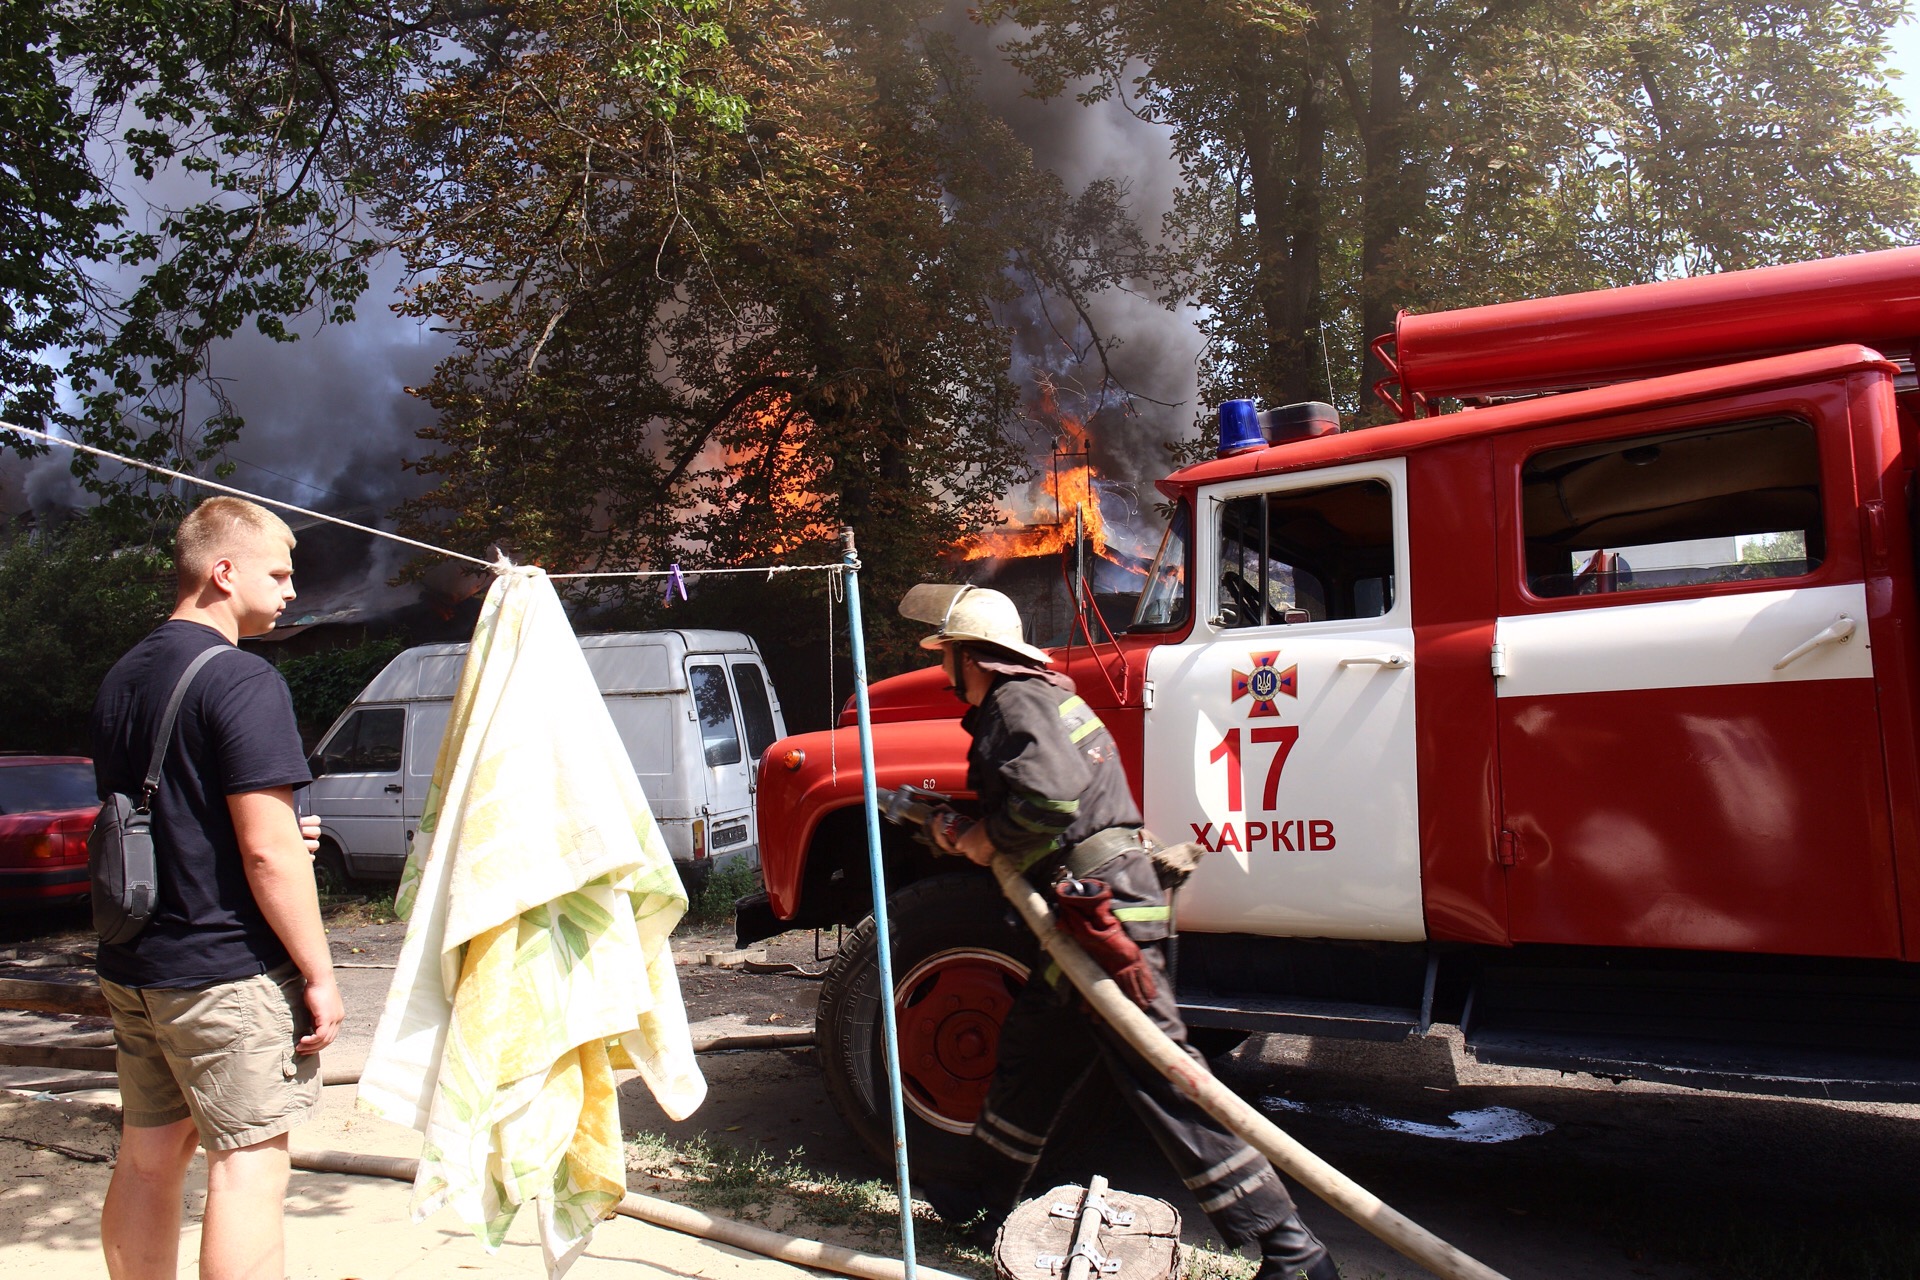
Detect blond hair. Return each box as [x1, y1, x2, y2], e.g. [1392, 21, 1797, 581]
[174, 497, 296, 593]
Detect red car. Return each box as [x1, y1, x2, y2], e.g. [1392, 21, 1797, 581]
[0, 756, 98, 909]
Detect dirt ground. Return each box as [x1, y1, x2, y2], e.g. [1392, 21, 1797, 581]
[5, 899, 1920, 1280]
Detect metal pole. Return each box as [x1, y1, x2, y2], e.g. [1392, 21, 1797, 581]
[839, 527, 918, 1277]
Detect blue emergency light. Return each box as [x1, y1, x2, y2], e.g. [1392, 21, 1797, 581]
[1216, 399, 1265, 457]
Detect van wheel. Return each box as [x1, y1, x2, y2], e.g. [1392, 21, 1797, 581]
[313, 839, 355, 896]
[816, 872, 1037, 1180]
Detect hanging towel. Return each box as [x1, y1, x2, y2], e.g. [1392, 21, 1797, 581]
[357, 567, 706, 1274]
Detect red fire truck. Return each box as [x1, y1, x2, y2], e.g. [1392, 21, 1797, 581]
[737, 245, 1920, 1168]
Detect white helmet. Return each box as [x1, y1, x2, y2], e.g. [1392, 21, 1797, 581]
[899, 583, 1052, 666]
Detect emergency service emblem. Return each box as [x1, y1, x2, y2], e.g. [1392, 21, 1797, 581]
[1231, 651, 1297, 717]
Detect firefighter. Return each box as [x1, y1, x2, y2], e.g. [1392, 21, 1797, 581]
[901, 584, 1337, 1280]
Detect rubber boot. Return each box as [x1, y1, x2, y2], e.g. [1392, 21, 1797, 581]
[1251, 1211, 1338, 1280]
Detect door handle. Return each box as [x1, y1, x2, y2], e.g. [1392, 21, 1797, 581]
[1339, 652, 1410, 669]
[385, 783, 404, 794]
[1772, 615, 1856, 670]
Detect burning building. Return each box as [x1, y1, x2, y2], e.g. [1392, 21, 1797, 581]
[955, 393, 1162, 644]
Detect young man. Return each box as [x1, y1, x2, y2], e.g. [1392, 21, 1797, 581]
[907, 585, 1338, 1280]
[91, 497, 343, 1280]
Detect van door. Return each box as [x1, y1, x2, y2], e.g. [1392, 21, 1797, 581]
[401, 701, 451, 865]
[1493, 394, 1900, 957]
[308, 706, 407, 873]
[728, 661, 783, 865]
[687, 662, 754, 861]
[1143, 458, 1425, 941]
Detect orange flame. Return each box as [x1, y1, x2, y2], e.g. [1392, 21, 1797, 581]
[724, 395, 835, 555]
[961, 390, 1109, 562]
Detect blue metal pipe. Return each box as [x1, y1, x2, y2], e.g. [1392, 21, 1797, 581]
[840, 528, 918, 1278]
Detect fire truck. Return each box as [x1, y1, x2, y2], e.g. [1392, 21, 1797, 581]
[736, 245, 1920, 1168]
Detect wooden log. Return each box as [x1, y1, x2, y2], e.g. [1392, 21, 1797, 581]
[0, 1042, 116, 1071]
[0, 977, 110, 1017]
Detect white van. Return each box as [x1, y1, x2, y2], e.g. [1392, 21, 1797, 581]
[303, 629, 786, 892]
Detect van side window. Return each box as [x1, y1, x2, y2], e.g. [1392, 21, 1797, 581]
[1216, 480, 1395, 628]
[315, 708, 404, 775]
[731, 664, 779, 762]
[1522, 416, 1824, 598]
[689, 665, 742, 767]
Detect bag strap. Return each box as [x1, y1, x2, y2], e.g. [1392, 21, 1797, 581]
[139, 644, 242, 812]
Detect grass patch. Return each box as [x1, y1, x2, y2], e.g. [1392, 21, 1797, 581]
[685, 858, 763, 927]
[320, 888, 401, 927]
[625, 1130, 1284, 1280]
[626, 1129, 993, 1274]
[1182, 1244, 1256, 1280]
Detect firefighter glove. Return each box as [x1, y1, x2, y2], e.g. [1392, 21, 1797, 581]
[1051, 876, 1157, 1007]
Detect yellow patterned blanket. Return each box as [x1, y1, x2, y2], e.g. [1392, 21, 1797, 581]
[357, 567, 706, 1273]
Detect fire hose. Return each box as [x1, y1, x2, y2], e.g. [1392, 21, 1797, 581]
[286, 1147, 969, 1280]
[984, 851, 1510, 1280]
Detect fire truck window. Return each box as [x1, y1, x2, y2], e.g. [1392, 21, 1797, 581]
[1522, 416, 1823, 598]
[1130, 502, 1191, 630]
[689, 665, 743, 767]
[1216, 480, 1395, 628]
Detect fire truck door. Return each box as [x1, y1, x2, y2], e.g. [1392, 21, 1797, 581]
[1493, 407, 1902, 958]
[1144, 458, 1425, 941]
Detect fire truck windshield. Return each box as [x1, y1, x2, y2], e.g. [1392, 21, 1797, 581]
[1130, 501, 1191, 630]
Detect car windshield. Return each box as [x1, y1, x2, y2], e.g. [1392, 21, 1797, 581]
[0, 763, 98, 815]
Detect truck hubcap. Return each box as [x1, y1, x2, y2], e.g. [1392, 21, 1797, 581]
[892, 948, 1028, 1133]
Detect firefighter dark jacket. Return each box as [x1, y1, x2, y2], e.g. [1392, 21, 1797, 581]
[962, 670, 1143, 879]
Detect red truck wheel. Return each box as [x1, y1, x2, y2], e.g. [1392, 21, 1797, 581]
[816, 872, 1039, 1176]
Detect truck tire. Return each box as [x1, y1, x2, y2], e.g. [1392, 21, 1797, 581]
[816, 872, 1039, 1178]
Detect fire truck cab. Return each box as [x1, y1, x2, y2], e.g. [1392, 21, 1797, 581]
[741, 246, 1920, 1169]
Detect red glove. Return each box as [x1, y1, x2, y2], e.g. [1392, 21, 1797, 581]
[1051, 877, 1158, 1007]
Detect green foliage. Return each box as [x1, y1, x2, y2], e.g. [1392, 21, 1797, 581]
[0, 519, 171, 754]
[275, 635, 404, 741]
[1740, 530, 1808, 563]
[2, 0, 760, 531]
[686, 856, 763, 926]
[984, 0, 1920, 423]
[388, 0, 1140, 659]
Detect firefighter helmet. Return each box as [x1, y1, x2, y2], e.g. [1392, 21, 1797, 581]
[899, 583, 1052, 666]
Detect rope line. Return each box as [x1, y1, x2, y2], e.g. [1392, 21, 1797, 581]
[0, 418, 501, 570]
[0, 418, 847, 583]
[550, 564, 846, 579]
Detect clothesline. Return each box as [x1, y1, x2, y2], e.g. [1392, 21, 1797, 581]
[0, 418, 848, 583]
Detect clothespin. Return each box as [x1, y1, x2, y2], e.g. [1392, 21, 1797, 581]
[488, 548, 515, 576]
[663, 562, 688, 605]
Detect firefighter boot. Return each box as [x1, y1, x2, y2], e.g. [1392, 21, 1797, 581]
[1251, 1211, 1338, 1280]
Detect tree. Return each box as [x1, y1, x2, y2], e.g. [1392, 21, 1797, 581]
[388, 0, 1142, 651]
[2, 0, 746, 531]
[0, 517, 171, 753]
[984, 0, 1920, 420]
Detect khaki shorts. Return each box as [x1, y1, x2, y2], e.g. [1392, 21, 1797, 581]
[101, 964, 322, 1151]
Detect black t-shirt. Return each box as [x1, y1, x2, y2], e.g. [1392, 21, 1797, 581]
[90, 621, 312, 988]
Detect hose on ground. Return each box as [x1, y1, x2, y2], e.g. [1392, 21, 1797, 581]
[20, 1027, 817, 1094]
[288, 1147, 968, 1280]
[987, 853, 1510, 1280]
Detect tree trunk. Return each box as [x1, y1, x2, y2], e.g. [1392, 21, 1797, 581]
[1241, 40, 1327, 408]
[1357, 0, 1413, 422]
